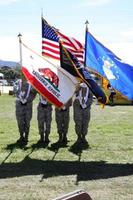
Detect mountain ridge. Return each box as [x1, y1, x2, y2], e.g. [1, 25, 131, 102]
[0, 59, 19, 68]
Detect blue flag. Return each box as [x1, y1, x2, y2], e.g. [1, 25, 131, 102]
[85, 31, 133, 100]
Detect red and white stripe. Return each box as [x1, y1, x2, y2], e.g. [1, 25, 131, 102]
[42, 31, 84, 64]
[42, 38, 60, 60]
[58, 32, 84, 64]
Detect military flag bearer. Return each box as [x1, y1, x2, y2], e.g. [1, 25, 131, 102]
[37, 95, 53, 145]
[15, 74, 37, 145]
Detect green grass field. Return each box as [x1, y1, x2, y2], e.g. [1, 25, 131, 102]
[0, 94, 133, 200]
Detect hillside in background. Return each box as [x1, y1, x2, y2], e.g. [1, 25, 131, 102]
[0, 59, 18, 68]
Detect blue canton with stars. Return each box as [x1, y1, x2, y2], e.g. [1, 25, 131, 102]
[42, 20, 59, 42]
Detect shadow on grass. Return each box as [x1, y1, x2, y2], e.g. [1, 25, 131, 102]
[69, 140, 90, 155]
[5, 142, 29, 150]
[0, 156, 133, 183]
[1, 142, 133, 183]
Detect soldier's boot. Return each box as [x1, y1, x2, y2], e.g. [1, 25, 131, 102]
[62, 133, 68, 144]
[17, 132, 25, 144]
[77, 134, 82, 143]
[40, 132, 44, 142]
[58, 134, 62, 143]
[44, 133, 50, 144]
[82, 135, 88, 143]
[81, 135, 89, 148]
[24, 132, 29, 145]
[37, 132, 44, 144]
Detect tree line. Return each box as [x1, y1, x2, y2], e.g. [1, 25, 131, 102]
[0, 65, 21, 85]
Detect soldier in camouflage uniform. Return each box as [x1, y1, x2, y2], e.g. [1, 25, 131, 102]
[73, 82, 93, 144]
[55, 99, 72, 144]
[37, 95, 52, 144]
[15, 76, 37, 145]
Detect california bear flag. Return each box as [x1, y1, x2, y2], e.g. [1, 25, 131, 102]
[21, 42, 78, 108]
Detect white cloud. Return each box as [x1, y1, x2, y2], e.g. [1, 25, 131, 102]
[120, 29, 133, 41]
[107, 42, 133, 64]
[81, 0, 111, 6]
[0, 33, 41, 62]
[0, 0, 21, 5]
[0, 36, 19, 61]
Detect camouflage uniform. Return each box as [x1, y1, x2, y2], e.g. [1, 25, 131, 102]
[55, 99, 72, 144]
[13, 79, 20, 96]
[37, 96, 52, 144]
[73, 83, 93, 143]
[15, 79, 37, 144]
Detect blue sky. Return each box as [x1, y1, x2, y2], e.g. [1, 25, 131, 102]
[0, 0, 133, 63]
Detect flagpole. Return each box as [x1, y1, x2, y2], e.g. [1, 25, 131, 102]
[84, 20, 89, 67]
[41, 9, 44, 56]
[18, 33, 22, 66]
[41, 8, 43, 18]
[85, 20, 89, 31]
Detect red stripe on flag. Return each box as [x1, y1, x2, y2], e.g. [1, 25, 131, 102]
[42, 40, 59, 49]
[58, 32, 83, 50]
[58, 32, 84, 63]
[42, 46, 60, 55]
[22, 66, 63, 108]
[42, 52, 60, 60]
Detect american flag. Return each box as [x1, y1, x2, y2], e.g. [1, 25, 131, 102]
[42, 19, 60, 60]
[42, 18, 84, 63]
[58, 32, 84, 64]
